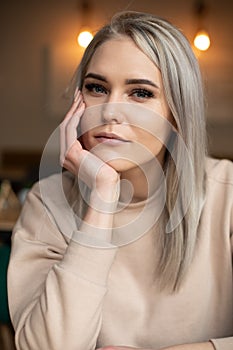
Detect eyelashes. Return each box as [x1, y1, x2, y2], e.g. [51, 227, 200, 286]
[130, 88, 154, 99]
[84, 83, 107, 95]
[84, 82, 155, 100]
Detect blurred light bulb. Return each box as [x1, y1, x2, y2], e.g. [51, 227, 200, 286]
[194, 30, 210, 51]
[77, 30, 93, 48]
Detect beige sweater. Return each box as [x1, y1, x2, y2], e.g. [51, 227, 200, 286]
[8, 158, 233, 350]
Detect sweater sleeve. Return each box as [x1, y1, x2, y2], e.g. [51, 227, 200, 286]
[7, 183, 117, 350]
[210, 176, 233, 350]
[210, 337, 233, 350]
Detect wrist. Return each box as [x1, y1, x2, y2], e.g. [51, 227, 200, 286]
[89, 182, 120, 213]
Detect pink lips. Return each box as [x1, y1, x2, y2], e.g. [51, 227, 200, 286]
[95, 132, 129, 145]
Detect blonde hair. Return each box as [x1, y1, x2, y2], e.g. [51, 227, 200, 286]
[73, 11, 207, 291]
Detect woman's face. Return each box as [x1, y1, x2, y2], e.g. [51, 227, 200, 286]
[81, 37, 173, 174]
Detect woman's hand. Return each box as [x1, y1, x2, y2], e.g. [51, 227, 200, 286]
[60, 89, 119, 203]
[60, 89, 120, 242]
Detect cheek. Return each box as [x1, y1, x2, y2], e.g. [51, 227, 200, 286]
[81, 89, 91, 107]
[82, 92, 107, 108]
[131, 112, 172, 148]
[136, 128, 164, 150]
[82, 94, 92, 107]
[80, 103, 103, 134]
[123, 104, 172, 142]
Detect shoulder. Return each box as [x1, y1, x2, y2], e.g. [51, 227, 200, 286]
[31, 171, 76, 198]
[204, 157, 233, 231]
[205, 157, 233, 185]
[27, 170, 79, 213]
[14, 171, 78, 243]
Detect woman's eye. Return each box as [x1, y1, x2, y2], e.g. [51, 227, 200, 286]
[84, 83, 107, 95]
[131, 89, 154, 99]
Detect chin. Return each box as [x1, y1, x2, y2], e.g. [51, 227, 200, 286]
[104, 159, 137, 173]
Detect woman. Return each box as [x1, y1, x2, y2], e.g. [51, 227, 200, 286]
[8, 11, 233, 350]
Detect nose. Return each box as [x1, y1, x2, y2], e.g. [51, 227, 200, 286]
[101, 96, 124, 124]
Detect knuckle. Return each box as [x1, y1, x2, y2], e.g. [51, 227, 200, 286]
[64, 146, 79, 165]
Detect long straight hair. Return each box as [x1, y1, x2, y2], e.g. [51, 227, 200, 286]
[73, 11, 207, 292]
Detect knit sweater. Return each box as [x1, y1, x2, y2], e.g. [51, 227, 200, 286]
[7, 157, 233, 350]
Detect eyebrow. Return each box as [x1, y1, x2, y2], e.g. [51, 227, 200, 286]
[126, 79, 159, 89]
[85, 73, 107, 82]
[84, 73, 159, 89]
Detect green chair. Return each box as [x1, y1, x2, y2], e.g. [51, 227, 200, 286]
[0, 243, 11, 324]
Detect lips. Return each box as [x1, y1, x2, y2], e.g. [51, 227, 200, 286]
[95, 132, 129, 143]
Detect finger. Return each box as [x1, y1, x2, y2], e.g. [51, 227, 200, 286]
[63, 90, 82, 121]
[60, 95, 83, 158]
[65, 100, 85, 153]
[60, 119, 80, 166]
[61, 142, 86, 176]
[60, 95, 85, 165]
[62, 90, 85, 130]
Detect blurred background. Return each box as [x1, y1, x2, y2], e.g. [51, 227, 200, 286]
[0, 0, 233, 182]
[0, 0, 232, 347]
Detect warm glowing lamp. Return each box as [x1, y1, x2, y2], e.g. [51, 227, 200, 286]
[77, 29, 93, 48]
[77, 0, 93, 48]
[194, 29, 210, 51]
[193, 1, 211, 52]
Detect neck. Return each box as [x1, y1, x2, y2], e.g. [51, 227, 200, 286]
[119, 157, 164, 203]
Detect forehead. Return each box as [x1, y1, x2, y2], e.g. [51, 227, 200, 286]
[86, 37, 161, 80]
